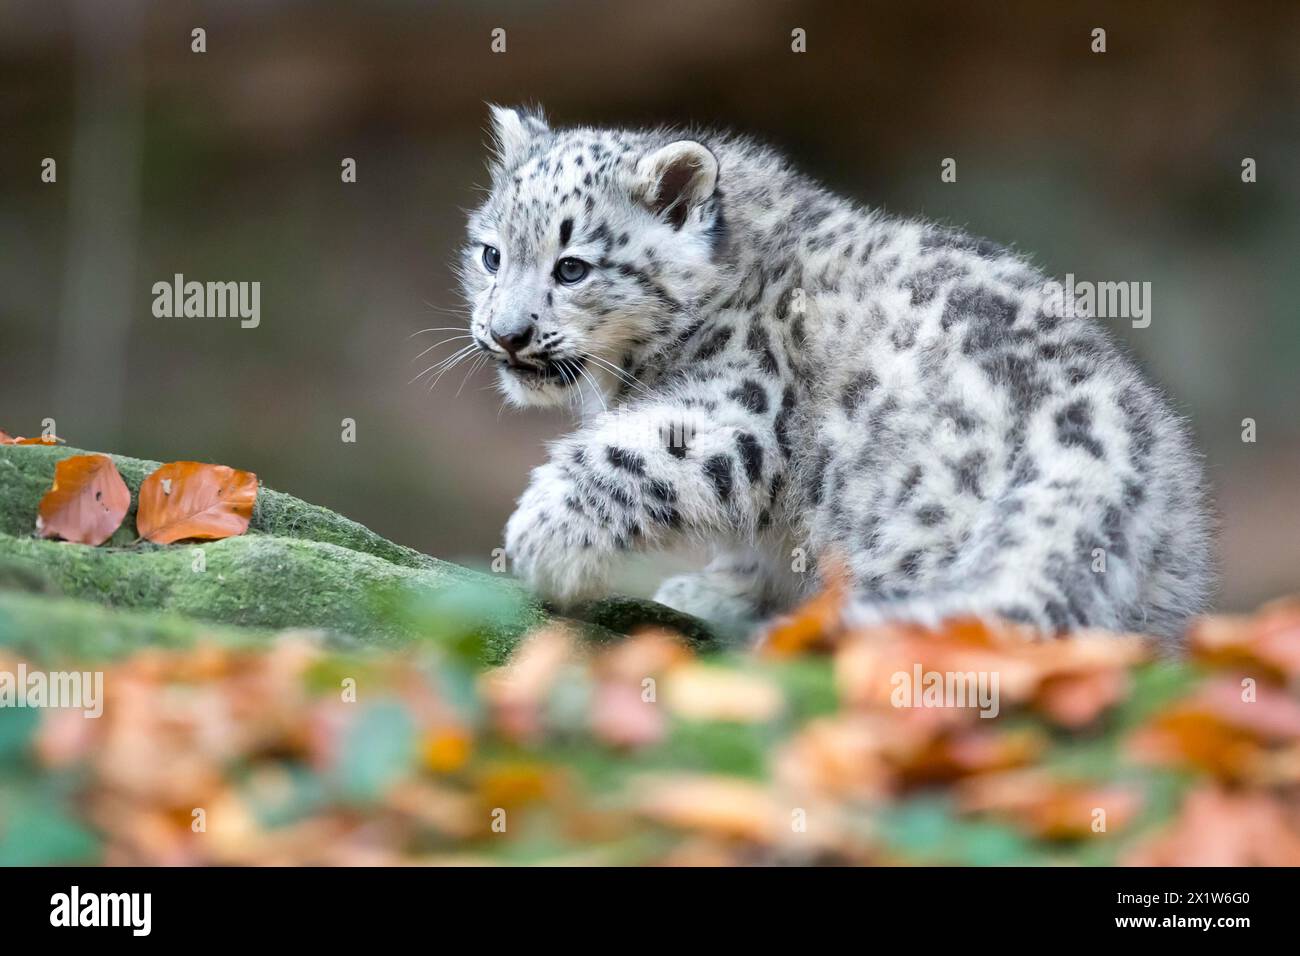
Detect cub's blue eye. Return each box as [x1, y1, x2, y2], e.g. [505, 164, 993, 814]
[482, 245, 501, 273]
[554, 257, 589, 284]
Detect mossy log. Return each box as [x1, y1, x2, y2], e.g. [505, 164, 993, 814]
[0, 445, 713, 661]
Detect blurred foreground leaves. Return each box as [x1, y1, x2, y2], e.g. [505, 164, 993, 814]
[3, 586, 1299, 866]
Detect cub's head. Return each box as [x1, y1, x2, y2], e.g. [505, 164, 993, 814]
[461, 106, 725, 407]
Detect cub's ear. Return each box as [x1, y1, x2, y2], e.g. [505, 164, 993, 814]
[487, 104, 550, 167]
[634, 140, 718, 229]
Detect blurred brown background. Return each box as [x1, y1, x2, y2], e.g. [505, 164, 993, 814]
[1, 0, 1297, 609]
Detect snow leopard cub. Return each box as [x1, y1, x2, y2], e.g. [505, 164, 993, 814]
[459, 105, 1214, 642]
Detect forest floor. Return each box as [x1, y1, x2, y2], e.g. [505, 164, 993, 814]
[1, 442, 1298, 865]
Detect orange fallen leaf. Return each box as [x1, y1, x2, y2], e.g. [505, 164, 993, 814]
[958, 769, 1141, 839]
[1188, 601, 1300, 683]
[136, 461, 258, 544]
[635, 774, 781, 843]
[833, 620, 1143, 721]
[590, 680, 665, 748]
[476, 762, 551, 810]
[35, 453, 130, 545]
[890, 725, 1045, 785]
[1124, 786, 1300, 866]
[595, 630, 692, 682]
[0, 429, 63, 445]
[481, 626, 577, 741]
[664, 663, 784, 723]
[422, 727, 472, 773]
[1129, 678, 1300, 781]
[760, 558, 850, 657]
[1130, 709, 1262, 780]
[776, 715, 893, 799]
[384, 781, 480, 837]
[1033, 667, 1132, 728]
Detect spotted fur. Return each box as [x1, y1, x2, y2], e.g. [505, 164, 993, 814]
[459, 106, 1215, 643]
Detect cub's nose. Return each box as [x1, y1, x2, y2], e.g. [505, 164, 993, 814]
[492, 326, 533, 353]
[491, 323, 534, 355]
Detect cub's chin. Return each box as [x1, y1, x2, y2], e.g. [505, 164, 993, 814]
[496, 358, 583, 408]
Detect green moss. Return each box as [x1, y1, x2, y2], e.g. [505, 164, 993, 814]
[0, 444, 715, 659]
[579, 595, 719, 649]
[0, 590, 265, 664]
[0, 531, 544, 648]
[0, 444, 478, 574]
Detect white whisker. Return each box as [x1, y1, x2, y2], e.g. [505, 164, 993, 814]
[410, 343, 477, 385]
[573, 360, 608, 415]
[427, 347, 479, 391]
[421, 300, 472, 317]
[564, 359, 586, 411]
[412, 334, 475, 362]
[582, 351, 650, 396]
[456, 353, 491, 397]
[409, 326, 471, 338]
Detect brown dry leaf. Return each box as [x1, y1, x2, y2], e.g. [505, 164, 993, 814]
[385, 780, 480, 838]
[775, 715, 893, 799]
[1033, 667, 1132, 728]
[1188, 599, 1300, 683]
[933, 614, 1035, 647]
[0, 430, 63, 445]
[658, 836, 751, 867]
[834, 620, 1145, 730]
[595, 629, 692, 682]
[1124, 786, 1300, 866]
[635, 774, 782, 843]
[475, 762, 552, 811]
[664, 663, 784, 723]
[889, 725, 1045, 786]
[958, 769, 1142, 839]
[136, 461, 258, 543]
[35, 706, 98, 767]
[421, 726, 472, 773]
[834, 631, 1025, 720]
[1130, 710, 1262, 780]
[480, 626, 577, 741]
[760, 559, 850, 657]
[1248, 743, 1300, 786]
[1129, 678, 1300, 781]
[35, 453, 130, 545]
[590, 680, 665, 748]
[1194, 677, 1300, 739]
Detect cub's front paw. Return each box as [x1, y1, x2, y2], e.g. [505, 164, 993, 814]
[653, 571, 762, 638]
[504, 479, 609, 608]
